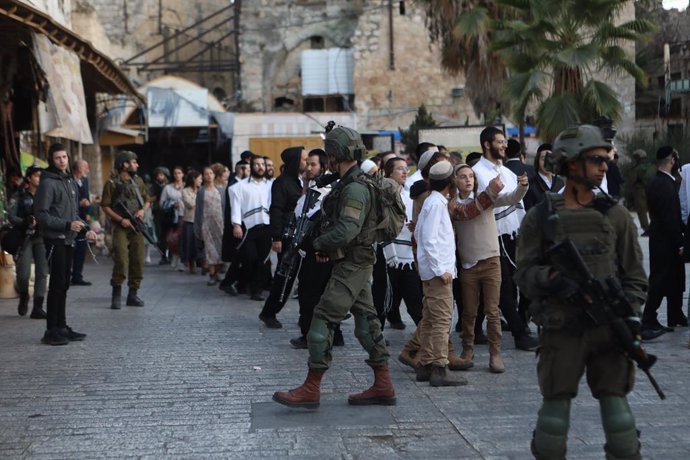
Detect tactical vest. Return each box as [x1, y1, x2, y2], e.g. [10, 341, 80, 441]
[111, 176, 144, 216]
[533, 194, 619, 330]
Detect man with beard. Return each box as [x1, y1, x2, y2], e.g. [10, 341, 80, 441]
[259, 147, 308, 328]
[641, 146, 687, 339]
[101, 151, 151, 309]
[472, 127, 538, 351]
[289, 148, 344, 348]
[264, 157, 275, 182]
[230, 155, 272, 300]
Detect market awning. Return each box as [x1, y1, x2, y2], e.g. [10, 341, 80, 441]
[0, 0, 144, 105]
[99, 127, 145, 146]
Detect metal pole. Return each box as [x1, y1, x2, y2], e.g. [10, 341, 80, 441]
[388, 0, 395, 70]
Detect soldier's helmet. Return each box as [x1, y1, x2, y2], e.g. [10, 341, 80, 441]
[115, 150, 138, 170]
[153, 166, 171, 179]
[546, 124, 612, 175]
[632, 149, 647, 160]
[325, 126, 366, 163]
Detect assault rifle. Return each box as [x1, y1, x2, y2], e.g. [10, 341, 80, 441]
[545, 238, 665, 400]
[114, 201, 158, 248]
[275, 188, 322, 303]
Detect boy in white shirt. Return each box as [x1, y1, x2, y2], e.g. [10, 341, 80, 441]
[414, 161, 466, 387]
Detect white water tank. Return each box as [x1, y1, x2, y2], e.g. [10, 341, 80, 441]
[301, 48, 354, 96]
[327, 48, 354, 95]
[301, 50, 329, 96]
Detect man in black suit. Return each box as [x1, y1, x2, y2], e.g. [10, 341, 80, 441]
[641, 146, 687, 340]
[504, 139, 535, 179]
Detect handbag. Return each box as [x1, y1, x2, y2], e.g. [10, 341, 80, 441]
[166, 223, 182, 254]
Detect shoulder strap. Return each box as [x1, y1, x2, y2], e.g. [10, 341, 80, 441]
[537, 195, 558, 252]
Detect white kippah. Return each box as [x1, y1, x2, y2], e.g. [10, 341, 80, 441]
[417, 150, 436, 171]
[360, 159, 377, 174]
[429, 161, 453, 180]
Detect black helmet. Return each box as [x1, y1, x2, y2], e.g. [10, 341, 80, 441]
[325, 126, 366, 163]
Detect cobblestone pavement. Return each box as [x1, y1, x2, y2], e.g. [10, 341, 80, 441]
[0, 228, 689, 459]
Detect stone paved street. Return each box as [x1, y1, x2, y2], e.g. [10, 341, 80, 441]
[1, 228, 689, 459]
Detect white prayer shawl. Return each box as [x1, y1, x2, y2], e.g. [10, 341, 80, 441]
[230, 176, 271, 230]
[473, 156, 525, 237]
[381, 187, 415, 269]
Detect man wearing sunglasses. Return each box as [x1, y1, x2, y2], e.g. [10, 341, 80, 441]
[515, 124, 648, 459]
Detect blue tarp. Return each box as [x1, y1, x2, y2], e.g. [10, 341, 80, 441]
[506, 126, 536, 137]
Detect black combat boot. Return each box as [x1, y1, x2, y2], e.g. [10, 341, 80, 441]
[111, 286, 122, 310]
[30, 297, 47, 319]
[126, 288, 145, 307]
[17, 293, 30, 316]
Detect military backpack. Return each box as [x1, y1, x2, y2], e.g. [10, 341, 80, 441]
[355, 173, 406, 245]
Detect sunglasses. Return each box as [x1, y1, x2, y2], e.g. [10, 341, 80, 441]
[584, 155, 609, 166]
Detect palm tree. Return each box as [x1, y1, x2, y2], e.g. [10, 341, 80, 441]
[419, 0, 509, 122]
[491, 0, 655, 141]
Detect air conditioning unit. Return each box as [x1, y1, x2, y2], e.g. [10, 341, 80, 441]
[451, 87, 464, 98]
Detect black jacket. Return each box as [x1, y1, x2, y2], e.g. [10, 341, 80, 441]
[647, 171, 685, 294]
[269, 147, 303, 241]
[34, 167, 79, 244]
[524, 173, 564, 211]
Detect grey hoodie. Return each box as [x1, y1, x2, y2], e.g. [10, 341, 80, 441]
[34, 167, 79, 245]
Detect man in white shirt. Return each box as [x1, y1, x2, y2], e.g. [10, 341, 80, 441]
[414, 161, 467, 387]
[230, 155, 272, 301]
[472, 126, 538, 351]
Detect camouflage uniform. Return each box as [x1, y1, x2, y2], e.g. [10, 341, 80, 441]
[515, 125, 648, 460]
[308, 165, 389, 371]
[101, 174, 149, 291]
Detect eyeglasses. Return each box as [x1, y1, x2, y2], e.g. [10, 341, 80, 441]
[493, 139, 507, 145]
[584, 155, 609, 166]
[394, 166, 409, 172]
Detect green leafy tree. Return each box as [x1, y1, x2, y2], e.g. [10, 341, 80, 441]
[419, 1, 509, 121]
[491, 0, 655, 141]
[399, 104, 438, 157]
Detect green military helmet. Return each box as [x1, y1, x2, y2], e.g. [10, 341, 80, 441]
[115, 150, 138, 170]
[325, 126, 366, 163]
[546, 124, 612, 175]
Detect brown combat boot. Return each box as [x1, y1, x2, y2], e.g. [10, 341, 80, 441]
[447, 339, 466, 371]
[348, 366, 396, 406]
[273, 369, 324, 409]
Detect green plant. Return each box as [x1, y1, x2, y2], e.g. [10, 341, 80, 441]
[399, 104, 438, 158]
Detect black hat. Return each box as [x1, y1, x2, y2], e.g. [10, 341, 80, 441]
[506, 139, 522, 159]
[25, 165, 43, 177]
[537, 143, 552, 154]
[656, 145, 676, 160]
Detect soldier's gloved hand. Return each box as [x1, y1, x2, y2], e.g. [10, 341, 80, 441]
[625, 316, 642, 337]
[547, 270, 580, 303]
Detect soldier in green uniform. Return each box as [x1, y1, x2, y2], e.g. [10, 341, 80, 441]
[101, 151, 151, 309]
[515, 125, 648, 460]
[273, 126, 396, 409]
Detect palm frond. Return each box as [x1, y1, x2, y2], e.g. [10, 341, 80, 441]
[536, 93, 582, 141]
[580, 80, 622, 122]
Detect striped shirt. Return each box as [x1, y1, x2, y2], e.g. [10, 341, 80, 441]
[230, 176, 271, 230]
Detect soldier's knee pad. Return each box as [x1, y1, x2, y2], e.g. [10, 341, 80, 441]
[599, 396, 640, 459]
[307, 318, 332, 358]
[353, 313, 382, 351]
[533, 399, 571, 460]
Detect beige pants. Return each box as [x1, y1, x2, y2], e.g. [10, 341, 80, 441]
[418, 276, 454, 367]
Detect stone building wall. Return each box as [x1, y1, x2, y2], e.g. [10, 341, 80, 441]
[71, 0, 235, 102]
[238, 1, 478, 131]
